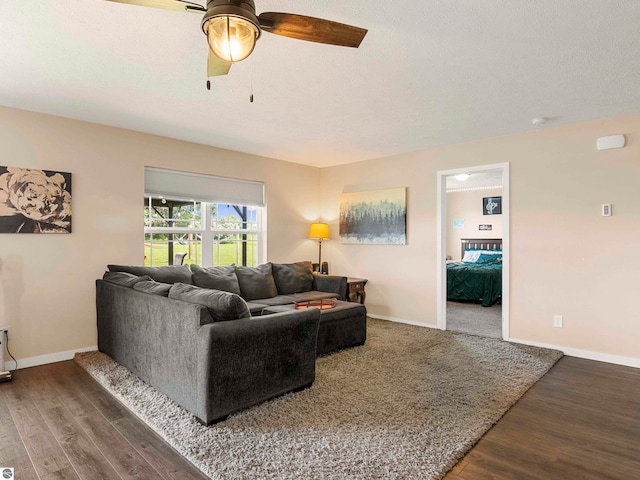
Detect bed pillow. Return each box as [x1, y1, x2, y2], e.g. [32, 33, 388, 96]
[462, 250, 502, 263]
[133, 280, 172, 296]
[272, 261, 314, 294]
[108, 265, 193, 285]
[102, 271, 152, 288]
[461, 250, 482, 263]
[190, 264, 241, 295]
[168, 283, 251, 322]
[235, 263, 278, 301]
[476, 253, 502, 264]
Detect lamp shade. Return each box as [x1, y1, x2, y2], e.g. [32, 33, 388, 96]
[309, 223, 330, 240]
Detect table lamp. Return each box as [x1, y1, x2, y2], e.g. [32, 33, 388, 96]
[309, 223, 330, 273]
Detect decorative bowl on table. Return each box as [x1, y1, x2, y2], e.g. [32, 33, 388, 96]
[294, 299, 336, 310]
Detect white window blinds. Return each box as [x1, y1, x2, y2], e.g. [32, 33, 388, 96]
[144, 167, 265, 206]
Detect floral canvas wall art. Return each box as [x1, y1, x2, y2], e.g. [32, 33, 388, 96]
[339, 187, 406, 245]
[0, 166, 72, 233]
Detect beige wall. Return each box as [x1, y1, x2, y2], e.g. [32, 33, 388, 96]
[2, 105, 639, 367]
[322, 113, 640, 364]
[446, 187, 503, 260]
[0, 106, 321, 366]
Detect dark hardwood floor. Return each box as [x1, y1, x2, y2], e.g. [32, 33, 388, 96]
[1, 356, 638, 479]
[0, 360, 208, 480]
[445, 356, 640, 480]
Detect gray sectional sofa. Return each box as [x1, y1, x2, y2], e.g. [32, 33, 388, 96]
[96, 261, 358, 425]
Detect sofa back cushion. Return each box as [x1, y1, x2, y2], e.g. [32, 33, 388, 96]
[168, 283, 251, 322]
[190, 264, 241, 295]
[235, 263, 278, 301]
[103, 271, 152, 288]
[133, 279, 172, 297]
[108, 265, 193, 285]
[272, 261, 314, 295]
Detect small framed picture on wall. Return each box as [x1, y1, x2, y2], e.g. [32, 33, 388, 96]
[483, 196, 502, 215]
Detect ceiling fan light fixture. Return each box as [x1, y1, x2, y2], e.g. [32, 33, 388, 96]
[205, 15, 259, 62]
[201, 1, 261, 63]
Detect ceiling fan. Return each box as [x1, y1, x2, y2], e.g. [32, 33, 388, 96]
[106, 0, 368, 85]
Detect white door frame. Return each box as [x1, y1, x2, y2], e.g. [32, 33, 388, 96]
[436, 162, 510, 340]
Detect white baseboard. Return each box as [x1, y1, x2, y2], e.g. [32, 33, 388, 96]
[5, 332, 638, 372]
[368, 313, 439, 329]
[508, 338, 640, 369]
[369, 315, 639, 369]
[3, 345, 98, 371]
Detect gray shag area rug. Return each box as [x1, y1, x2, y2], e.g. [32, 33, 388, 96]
[446, 301, 502, 339]
[74, 319, 562, 480]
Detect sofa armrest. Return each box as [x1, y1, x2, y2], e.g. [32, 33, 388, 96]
[196, 308, 320, 424]
[313, 274, 348, 300]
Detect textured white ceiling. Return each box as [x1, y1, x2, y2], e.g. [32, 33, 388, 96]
[1, 1, 639, 167]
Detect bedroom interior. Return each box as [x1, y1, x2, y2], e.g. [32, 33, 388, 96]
[444, 169, 505, 339]
[1, 1, 640, 479]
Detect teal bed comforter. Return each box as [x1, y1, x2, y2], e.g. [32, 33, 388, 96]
[446, 262, 502, 307]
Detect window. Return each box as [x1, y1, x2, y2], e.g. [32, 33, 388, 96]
[143, 168, 265, 267]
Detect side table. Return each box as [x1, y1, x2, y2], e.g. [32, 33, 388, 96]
[347, 277, 368, 304]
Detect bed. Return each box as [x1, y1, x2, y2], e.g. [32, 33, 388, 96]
[447, 238, 502, 307]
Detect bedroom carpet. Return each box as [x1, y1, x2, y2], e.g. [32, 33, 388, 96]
[74, 318, 562, 480]
[446, 301, 502, 338]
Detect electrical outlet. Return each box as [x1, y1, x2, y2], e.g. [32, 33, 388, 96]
[553, 315, 563, 328]
[0, 326, 10, 340]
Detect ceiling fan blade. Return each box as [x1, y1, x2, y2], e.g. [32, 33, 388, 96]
[105, 0, 205, 13]
[208, 50, 232, 78]
[258, 12, 367, 48]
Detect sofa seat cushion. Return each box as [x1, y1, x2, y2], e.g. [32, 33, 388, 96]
[190, 264, 241, 295]
[245, 301, 270, 316]
[272, 261, 314, 295]
[252, 292, 339, 306]
[103, 271, 153, 288]
[235, 263, 278, 301]
[168, 283, 251, 322]
[248, 293, 340, 314]
[108, 265, 193, 285]
[250, 295, 296, 307]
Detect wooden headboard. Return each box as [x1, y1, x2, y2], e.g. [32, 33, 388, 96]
[461, 238, 503, 259]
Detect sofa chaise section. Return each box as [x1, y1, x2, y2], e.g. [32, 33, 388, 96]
[96, 279, 320, 425]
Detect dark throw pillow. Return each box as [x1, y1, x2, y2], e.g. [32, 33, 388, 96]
[234, 263, 278, 301]
[168, 283, 251, 322]
[190, 264, 241, 295]
[102, 271, 152, 288]
[133, 280, 172, 296]
[107, 265, 193, 285]
[272, 261, 314, 295]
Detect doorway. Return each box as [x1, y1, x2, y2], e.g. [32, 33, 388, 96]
[436, 163, 510, 339]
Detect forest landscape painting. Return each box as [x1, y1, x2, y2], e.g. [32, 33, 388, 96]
[0, 166, 72, 234]
[339, 187, 406, 245]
